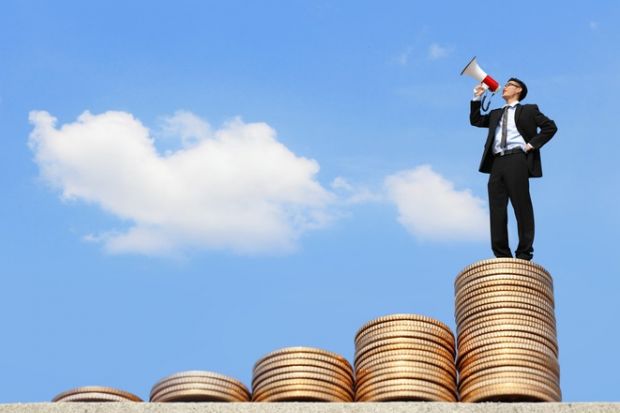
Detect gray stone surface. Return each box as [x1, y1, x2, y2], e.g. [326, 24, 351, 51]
[1, 403, 620, 413]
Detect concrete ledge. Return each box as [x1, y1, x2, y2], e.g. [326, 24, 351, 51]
[1, 403, 619, 413]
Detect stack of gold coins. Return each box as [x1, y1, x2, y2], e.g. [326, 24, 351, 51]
[252, 347, 354, 402]
[455, 258, 561, 402]
[150, 371, 250, 402]
[354, 314, 458, 402]
[52, 386, 142, 402]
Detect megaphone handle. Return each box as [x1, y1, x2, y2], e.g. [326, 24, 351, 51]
[481, 92, 494, 112]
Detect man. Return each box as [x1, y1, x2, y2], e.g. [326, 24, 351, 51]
[470, 78, 557, 261]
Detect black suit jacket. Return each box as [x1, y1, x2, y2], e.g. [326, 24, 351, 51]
[470, 100, 557, 177]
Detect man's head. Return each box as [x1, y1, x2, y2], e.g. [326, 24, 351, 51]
[502, 77, 528, 102]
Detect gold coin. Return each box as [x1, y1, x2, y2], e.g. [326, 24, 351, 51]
[460, 382, 561, 402]
[456, 289, 554, 317]
[459, 349, 560, 378]
[252, 382, 353, 402]
[151, 377, 249, 400]
[355, 339, 454, 370]
[356, 314, 453, 341]
[458, 322, 558, 353]
[254, 389, 346, 402]
[459, 365, 560, 391]
[456, 288, 554, 311]
[151, 388, 245, 403]
[459, 375, 561, 401]
[253, 378, 353, 401]
[356, 359, 457, 385]
[53, 393, 138, 403]
[151, 383, 248, 403]
[457, 312, 556, 338]
[149, 382, 250, 401]
[355, 350, 457, 379]
[456, 269, 554, 288]
[457, 258, 552, 280]
[253, 351, 353, 375]
[458, 330, 558, 357]
[151, 379, 249, 401]
[455, 295, 555, 325]
[355, 327, 455, 354]
[252, 371, 353, 398]
[455, 285, 553, 312]
[253, 365, 353, 388]
[458, 316, 557, 343]
[457, 308, 556, 335]
[457, 300, 556, 328]
[461, 258, 551, 277]
[456, 265, 553, 292]
[459, 323, 558, 352]
[150, 371, 249, 397]
[457, 335, 559, 364]
[52, 386, 142, 402]
[456, 283, 554, 309]
[456, 273, 554, 298]
[458, 342, 559, 368]
[355, 320, 454, 347]
[357, 388, 453, 402]
[254, 347, 351, 372]
[252, 362, 353, 389]
[355, 367, 457, 398]
[253, 352, 353, 380]
[355, 379, 457, 402]
[460, 376, 562, 399]
[253, 354, 353, 377]
[459, 363, 560, 386]
[454, 265, 553, 284]
[356, 379, 456, 401]
[458, 336, 558, 365]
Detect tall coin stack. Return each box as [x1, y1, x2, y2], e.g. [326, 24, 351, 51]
[252, 347, 354, 402]
[52, 386, 142, 402]
[150, 371, 250, 402]
[354, 314, 458, 402]
[455, 258, 561, 402]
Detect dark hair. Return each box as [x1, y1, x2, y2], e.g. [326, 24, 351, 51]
[508, 77, 528, 101]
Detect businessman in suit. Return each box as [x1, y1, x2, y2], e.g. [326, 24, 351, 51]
[470, 78, 557, 261]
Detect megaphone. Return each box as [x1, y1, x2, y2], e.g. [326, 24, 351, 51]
[460, 56, 500, 92]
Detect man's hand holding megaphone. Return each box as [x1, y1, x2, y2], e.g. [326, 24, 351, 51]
[473, 83, 486, 99]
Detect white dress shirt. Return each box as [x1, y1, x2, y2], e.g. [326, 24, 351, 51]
[493, 102, 527, 155]
[472, 90, 528, 154]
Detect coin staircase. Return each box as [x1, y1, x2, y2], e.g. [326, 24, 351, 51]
[29, 259, 565, 405]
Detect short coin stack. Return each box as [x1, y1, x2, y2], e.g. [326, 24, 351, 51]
[150, 371, 250, 402]
[455, 258, 561, 402]
[354, 314, 458, 402]
[52, 386, 142, 402]
[252, 347, 354, 402]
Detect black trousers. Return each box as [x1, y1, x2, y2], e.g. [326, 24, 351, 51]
[487, 152, 535, 260]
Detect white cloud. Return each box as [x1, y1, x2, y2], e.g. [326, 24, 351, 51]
[428, 43, 450, 60]
[28, 110, 334, 255]
[385, 165, 488, 241]
[160, 110, 213, 147]
[331, 177, 382, 204]
[395, 46, 414, 66]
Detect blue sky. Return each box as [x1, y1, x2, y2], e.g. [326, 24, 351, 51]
[1, 0, 619, 403]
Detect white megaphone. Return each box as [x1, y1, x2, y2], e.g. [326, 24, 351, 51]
[460, 56, 500, 92]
